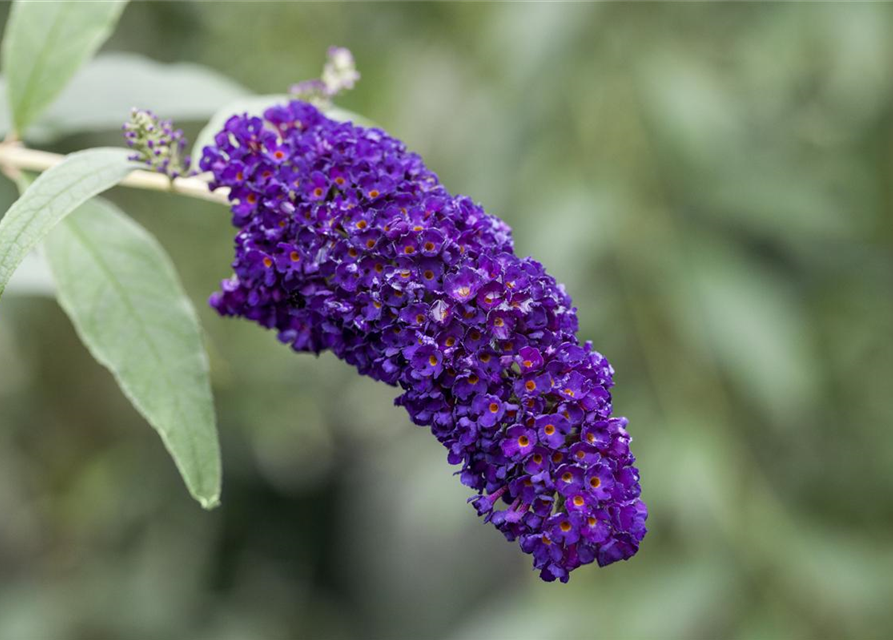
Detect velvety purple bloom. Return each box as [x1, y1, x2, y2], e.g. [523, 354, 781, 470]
[473, 394, 506, 428]
[501, 425, 537, 460]
[201, 99, 647, 583]
[444, 266, 483, 302]
[536, 413, 571, 449]
[518, 346, 544, 372]
[581, 510, 612, 543]
[554, 463, 586, 497]
[546, 512, 582, 545]
[523, 447, 550, 477]
[565, 490, 595, 513]
[585, 462, 615, 501]
[410, 344, 443, 378]
[568, 441, 601, 466]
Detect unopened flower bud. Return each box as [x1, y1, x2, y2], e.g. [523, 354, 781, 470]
[122, 108, 192, 178]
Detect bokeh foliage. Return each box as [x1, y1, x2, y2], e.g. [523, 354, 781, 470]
[1, 2, 892, 639]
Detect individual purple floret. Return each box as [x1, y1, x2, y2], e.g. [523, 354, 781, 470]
[123, 108, 192, 178]
[200, 100, 647, 582]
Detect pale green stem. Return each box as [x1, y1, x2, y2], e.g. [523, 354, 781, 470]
[0, 142, 231, 205]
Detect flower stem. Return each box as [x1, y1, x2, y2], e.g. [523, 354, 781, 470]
[0, 143, 231, 206]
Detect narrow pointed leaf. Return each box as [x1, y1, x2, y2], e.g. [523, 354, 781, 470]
[0, 147, 135, 300]
[0, 52, 251, 141]
[1, 0, 128, 133]
[4, 248, 55, 297]
[44, 197, 221, 508]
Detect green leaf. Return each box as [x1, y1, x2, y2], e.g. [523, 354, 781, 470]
[44, 197, 221, 508]
[0, 147, 135, 300]
[0, 52, 251, 142]
[191, 95, 375, 161]
[3, 248, 55, 297]
[1, 0, 127, 133]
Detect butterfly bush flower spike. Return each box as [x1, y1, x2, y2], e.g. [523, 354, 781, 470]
[123, 108, 192, 178]
[200, 82, 647, 582]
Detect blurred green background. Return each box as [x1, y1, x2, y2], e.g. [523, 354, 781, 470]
[2, 2, 893, 639]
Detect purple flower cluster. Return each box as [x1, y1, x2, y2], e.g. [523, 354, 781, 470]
[201, 100, 647, 582]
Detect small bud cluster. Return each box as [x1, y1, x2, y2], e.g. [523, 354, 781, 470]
[201, 100, 647, 582]
[291, 46, 361, 106]
[122, 108, 192, 178]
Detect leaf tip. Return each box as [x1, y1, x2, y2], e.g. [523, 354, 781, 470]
[198, 493, 221, 511]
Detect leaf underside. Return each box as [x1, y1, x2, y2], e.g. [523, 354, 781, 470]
[44, 197, 221, 508]
[0, 147, 136, 300]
